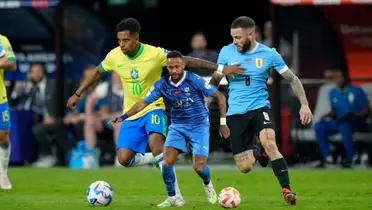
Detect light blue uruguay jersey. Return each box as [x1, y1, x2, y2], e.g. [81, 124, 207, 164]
[218, 42, 289, 115]
[144, 71, 217, 124]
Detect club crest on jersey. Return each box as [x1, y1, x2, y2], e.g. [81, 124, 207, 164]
[130, 69, 139, 79]
[256, 58, 263, 68]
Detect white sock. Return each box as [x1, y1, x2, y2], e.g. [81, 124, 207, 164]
[0, 143, 10, 174]
[155, 153, 183, 197]
[133, 152, 155, 166]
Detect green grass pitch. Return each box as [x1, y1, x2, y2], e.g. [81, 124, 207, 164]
[1, 167, 372, 210]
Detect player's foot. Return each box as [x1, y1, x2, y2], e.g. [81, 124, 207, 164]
[0, 173, 12, 190]
[282, 188, 296, 205]
[204, 181, 217, 204]
[254, 144, 269, 167]
[315, 156, 332, 168]
[157, 195, 185, 208]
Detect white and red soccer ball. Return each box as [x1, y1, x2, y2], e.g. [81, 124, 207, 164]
[218, 187, 241, 209]
[86, 180, 113, 206]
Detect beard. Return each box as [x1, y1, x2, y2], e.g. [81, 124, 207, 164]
[241, 40, 251, 52]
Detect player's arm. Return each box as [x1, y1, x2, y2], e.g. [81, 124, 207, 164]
[183, 56, 243, 77]
[112, 100, 149, 123]
[66, 67, 102, 109]
[281, 69, 313, 125]
[0, 55, 16, 71]
[212, 90, 230, 139]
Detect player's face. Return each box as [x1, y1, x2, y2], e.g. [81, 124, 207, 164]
[29, 64, 45, 84]
[231, 27, 255, 52]
[167, 57, 185, 83]
[117, 31, 139, 56]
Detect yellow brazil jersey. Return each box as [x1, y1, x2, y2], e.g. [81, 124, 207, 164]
[0, 34, 16, 104]
[99, 43, 167, 120]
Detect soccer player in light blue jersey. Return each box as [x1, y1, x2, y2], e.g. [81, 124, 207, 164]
[113, 51, 230, 207]
[210, 16, 313, 205]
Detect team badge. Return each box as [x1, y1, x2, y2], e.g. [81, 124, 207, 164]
[256, 58, 263, 68]
[130, 69, 139, 79]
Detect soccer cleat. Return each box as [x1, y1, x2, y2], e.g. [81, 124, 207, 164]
[157, 196, 185, 208]
[254, 144, 269, 167]
[0, 173, 12, 190]
[204, 181, 217, 204]
[282, 188, 296, 205]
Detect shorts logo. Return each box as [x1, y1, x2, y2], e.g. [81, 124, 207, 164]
[256, 58, 263, 68]
[2, 110, 9, 122]
[263, 112, 270, 121]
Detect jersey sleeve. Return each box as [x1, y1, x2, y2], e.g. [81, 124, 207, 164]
[2, 36, 16, 61]
[144, 80, 163, 104]
[192, 73, 217, 97]
[98, 51, 115, 73]
[357, 88, 369, 107]
[217, 46, 228, 65]
[270, 48, 288, 74]
[0, 42, 5, 57]
[158, 47, 170, 67]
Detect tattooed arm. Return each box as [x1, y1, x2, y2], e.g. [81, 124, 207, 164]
[184, 56, 243, 77]
[281, 69, 313, 125]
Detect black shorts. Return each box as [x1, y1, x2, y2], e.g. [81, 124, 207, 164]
[227, 107, 275, 155]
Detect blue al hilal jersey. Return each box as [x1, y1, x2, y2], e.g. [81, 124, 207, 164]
[218, 42, 289, 115]
[144, 71, 217, 124]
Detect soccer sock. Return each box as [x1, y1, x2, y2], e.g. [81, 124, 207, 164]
[0, 143, 10, 174]
[271, 158, 290, 189]
[162, 165, 176, 197]
[155, 153, 182, 196]
[196, 165, 211, 185]
[128, 153, 155, 167]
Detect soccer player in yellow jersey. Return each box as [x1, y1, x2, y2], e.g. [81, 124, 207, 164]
[0, 34, 17, 190]
[66, 18, 242, 206]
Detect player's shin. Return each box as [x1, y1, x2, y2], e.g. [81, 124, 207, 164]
[155, 153, 182, 197]
[162, 165, 176, 196]
[196, 165, 211, 185]
[0, 142, 10, 174]
[271, 157, 291, 189]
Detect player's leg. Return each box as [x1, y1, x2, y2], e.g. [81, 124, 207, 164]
[115, 119, 153, 167]
[188, 121, 217, 204]
[227, 114, 256, 173]
[157, 124, 186, 208]
[0, 103, 11, 189]
[254, 108, 296, 205]
[338, 121, 354, 168]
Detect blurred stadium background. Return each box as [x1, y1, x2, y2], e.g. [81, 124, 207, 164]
[0, 0, 372, 209]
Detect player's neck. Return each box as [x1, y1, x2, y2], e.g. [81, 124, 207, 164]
[127, 43, 141, 57]
[248, 41, 258, 52]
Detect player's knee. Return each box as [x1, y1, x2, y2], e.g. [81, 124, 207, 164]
[237, 163, 252, 173]
[0, 131, 9, 144]
[192, 162, 206, 174]
[117, 154, 132, 167]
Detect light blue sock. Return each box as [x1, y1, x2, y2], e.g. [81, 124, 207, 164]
[162, 165, 176, 196]
[196, 165, 211, 185]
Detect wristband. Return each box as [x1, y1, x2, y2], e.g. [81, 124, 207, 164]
[120, 113, 129, 121]
[220, 117, 227, 125]
[74, 92, 81, 97]
[217, 64, 224, 74]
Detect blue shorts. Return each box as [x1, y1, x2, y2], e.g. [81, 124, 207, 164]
[165, 120, 210, 157]
[0, 102, 10, 130]
[116, 109, 167, 153]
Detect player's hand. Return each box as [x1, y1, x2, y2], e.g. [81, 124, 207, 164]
[299, 104, 313, 125]
[66, 94, 80, 110]
[223, 64, 244, 77]
[219, 125, 230, 139]
[111, 115, 124, 124]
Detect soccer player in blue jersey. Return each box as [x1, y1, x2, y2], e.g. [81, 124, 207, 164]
[113, 51, 229, 207]
[210, 16, 313, 205]
[0, 35, 16, 190]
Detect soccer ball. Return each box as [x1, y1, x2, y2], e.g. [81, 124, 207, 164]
[86, 181, 113, 206]
[218, 187, 241, 209]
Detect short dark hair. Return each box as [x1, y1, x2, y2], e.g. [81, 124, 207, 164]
[116, 17, 141, 34]
[167, 50, 183, 59]
[231, 16, 255, 29]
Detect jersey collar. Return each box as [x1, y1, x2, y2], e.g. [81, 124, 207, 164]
[125, 43, 144, 60]
[169, 71, 187, 87]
